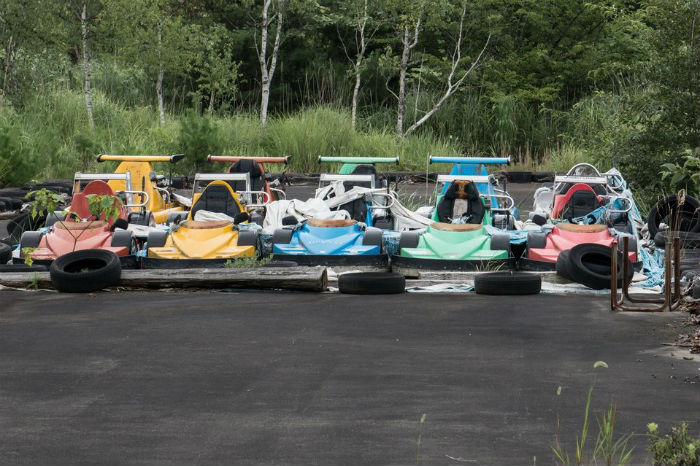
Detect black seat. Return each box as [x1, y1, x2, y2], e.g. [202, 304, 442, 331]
[561, 190, 599, 220]
[228, 159, 264, 192]
[436, 180, 484, 224]
[327, 165, 375, 223]
[191, 184, 241, 219]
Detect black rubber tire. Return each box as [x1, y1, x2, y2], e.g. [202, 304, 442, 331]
[272, 228, 293, 245]
[507, 171, 533, 183]
[490, 234, 511, 253]
[474, 272, 541, 295]
[237, 230, 259, 247]
[647, 195, 700, 238]
[128, 211, 155, 227]
[50, 249, 121, 293]
[567, 243, 633, 290]
[111, 230, 133, 248]
[45, 211, 67, 228]
[362, 228, 383, 248]
[527, 231, 547, 250]
[556, 250, 573, 280]
[8, 211, 46, 243]
[0, 242, 11, 264]
[20, 231, 43, 249]
[338, 272, 405, 295]
[398, 231, 420, 251]
[147, 231, 168, 248]
[0, 264, 48, 273]
[166, 212, 188, 225]
[653, 231, 700, 249]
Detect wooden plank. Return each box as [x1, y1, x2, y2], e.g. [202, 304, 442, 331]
[0, 267, 328, 292]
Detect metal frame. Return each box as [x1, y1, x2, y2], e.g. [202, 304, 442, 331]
[96, 153, 184, 164]
[553, 175, 609, 185]
[611, 236, 682, 312]
[318, 173, 376, 189]
[207, 155, 290, 164]
[192, 173, 272, 208]
[436, 174, 491, 184]
[435, 174, 515, 212]
[73, 172, 149, 208]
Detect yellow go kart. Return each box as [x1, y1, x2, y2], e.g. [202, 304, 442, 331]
[96, 154, 187, 225]
[143, 173, 268, 268]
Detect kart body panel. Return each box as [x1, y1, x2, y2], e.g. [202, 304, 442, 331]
[399, 223, 508, 261]
[273, 222, 380, 257]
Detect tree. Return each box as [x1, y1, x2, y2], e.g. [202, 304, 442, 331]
[256, 0, 286, 125]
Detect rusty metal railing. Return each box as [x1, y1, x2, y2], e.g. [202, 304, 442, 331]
[610, 235, 681, 312]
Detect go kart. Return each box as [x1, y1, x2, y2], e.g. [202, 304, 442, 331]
[17, 179, 144, 267]
[522, 163, 640, 270]
[143, 175, 261, 268]
[392, 178, 513, 272]
[96, 153, 187, 225]
[207, 155, 289, 203]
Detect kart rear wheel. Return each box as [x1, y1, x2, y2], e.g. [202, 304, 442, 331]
[45, 211, 67, 228]
[147, 231, 168, 248]
[0, 242, 11, 264]
[490, 234, 511, 253]
[128, 211, 155, 227]
[111, 230, 133, 249]
[362, 228, 383, 249]
[398, 232, 420, 251]
[50, 249, 121, 293]
[20, 231, 43, 250]
[237, 230, 259, 247]
[474, 272, 541, 295]
[272, 228, 293, 245]
[526, 231, 547, 250]
[338, 272, 405, 295]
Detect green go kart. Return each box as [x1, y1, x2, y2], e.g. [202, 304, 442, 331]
[391, 178, 514, 273]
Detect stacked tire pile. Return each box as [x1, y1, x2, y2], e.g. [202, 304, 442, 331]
[647, 195, 700, 284]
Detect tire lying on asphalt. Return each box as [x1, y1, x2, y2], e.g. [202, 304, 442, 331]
[647, 194, 700, 238]
[555, 250, 573, 281]
[474, 272, 541, 295]
[338, 272, 405, 295]
[0, 242, 12, 264]
[567, 243, 634, 290]
[49, 249, 121, 293]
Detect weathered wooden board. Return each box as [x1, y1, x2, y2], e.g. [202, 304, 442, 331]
[0, 266, 328, 292]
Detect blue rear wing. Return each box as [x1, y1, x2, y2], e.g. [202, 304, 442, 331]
[429, 156, 511, 165]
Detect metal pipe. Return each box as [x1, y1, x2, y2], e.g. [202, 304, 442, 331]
[429, 156, 511, 165]
[318, 156, 399, 164]
[207, 155, 290, 164]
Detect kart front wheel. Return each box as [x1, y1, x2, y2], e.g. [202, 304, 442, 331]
[489, 234, 511, 253]
[20, 231, 43, 250]
[272, 228, 293, 245]
[526, 231, 547, 250]
[111, 230, 133, 249]
[362, 228, 383, 249]
[398, 232, 420, 252]
[147, 231, 168, 248]
[238, 230, 259, 247]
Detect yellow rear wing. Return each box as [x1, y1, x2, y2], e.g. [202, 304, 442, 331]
[96, 154, 185, 163]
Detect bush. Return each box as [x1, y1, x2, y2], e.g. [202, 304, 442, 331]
[647, 422, 700, 466]
[177, 109, 221, 172]
[0, 111, 37, 187]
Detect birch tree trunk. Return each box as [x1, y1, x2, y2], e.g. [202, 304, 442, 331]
[156, 20, 165, 127]
[257, 0, 285, 126]
[350, 0, 370, 130]
[81, 0, 95, 130]
[396, 20, 420, 137]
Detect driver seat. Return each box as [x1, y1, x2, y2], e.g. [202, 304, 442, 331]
[191, 182, 242, 219]
[228, 159, 264, 192]
[436, 180, 484, 224]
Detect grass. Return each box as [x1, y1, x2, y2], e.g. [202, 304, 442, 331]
[224, 255, 271, 268]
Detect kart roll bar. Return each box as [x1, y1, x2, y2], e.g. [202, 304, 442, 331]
[318, 156, 399, 165]
[193, 173, 270, 207]
[435, 174, 514, 211]
[429, 156, 511, 165]
[207, 155, 290, 164]
[366, 191, 397, 210]
[96, 154, 185, 164]
[72, 172, 150, 208]
[566, 163, 601, 176]
[319, 174, 376, 189]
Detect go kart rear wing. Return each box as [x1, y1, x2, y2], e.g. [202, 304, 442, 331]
[553, 175, 609, 185]
[193, 173, 271, 209]
[207, 155, 290, 164]
[96, 154, 185, 164]
[318, 156, 399, 165]
[319, 173, 376, 189]
[429, 156, 511, 165]
[435, 174, 514, 213]
[73, 172, 150, 208]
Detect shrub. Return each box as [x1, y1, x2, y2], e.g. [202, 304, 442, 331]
[647, 423, 700, 466]
[177, 109, 221, 173]
[0, 112, 37, 187]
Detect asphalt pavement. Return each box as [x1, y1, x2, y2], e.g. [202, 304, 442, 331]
[0, 290, 698, 465]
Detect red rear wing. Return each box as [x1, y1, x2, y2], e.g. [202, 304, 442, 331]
[207, 155, 290, 164]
